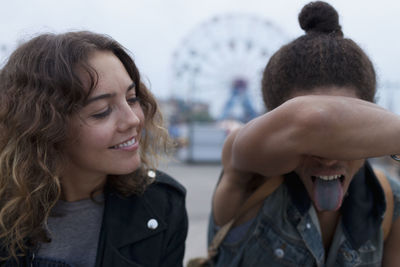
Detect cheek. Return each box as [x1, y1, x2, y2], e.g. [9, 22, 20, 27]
[295, 157, 312, 175]
[136, 106, 146, 126]
[68, 123, 113, 149]
[349, 160, 365, 176]
[79, 127, 113, 148]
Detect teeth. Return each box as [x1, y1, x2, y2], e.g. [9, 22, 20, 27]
[114, 137, 136, 148]
[317, 175, 342, 181]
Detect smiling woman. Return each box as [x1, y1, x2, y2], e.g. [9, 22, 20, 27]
[62, 51, 146, 201]
[0, 31, 187, 266]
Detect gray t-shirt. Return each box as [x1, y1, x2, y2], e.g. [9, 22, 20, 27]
[37, 195, 104, 267]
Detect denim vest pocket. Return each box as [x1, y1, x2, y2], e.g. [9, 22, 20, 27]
[242, 220, 315, 267]
[335, 240, 382, 267]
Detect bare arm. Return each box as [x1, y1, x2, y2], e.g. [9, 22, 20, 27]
[383, 217, 400, 266]
[212, 129, 256, 225]
[213, 95, 400, 226]
[232, 95, 400, 177]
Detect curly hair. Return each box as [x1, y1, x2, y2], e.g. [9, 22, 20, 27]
[0, 31, 172, 260]
[262, 1, 376, 110]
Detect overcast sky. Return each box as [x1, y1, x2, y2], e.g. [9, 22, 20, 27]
[1, 0, 399, 112]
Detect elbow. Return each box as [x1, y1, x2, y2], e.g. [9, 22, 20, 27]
[288, 97, 334, 138]
[278, 97, 338, 156]
[229, 97, 337, 172]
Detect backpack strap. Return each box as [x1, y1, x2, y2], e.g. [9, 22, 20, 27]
[374, 168, 394, 241]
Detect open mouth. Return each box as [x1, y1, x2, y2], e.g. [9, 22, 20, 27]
[311, 174, 345, 211]
[311, 174, 344, 183]
[109, 137, 136, 149]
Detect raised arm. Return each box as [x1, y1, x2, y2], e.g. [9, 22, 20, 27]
[212, 129, 255, 225]
[232, 95, 400, 177]
[213, 95, 400, 226]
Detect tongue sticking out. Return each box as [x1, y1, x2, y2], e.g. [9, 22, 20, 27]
[313, 178, 343, 211]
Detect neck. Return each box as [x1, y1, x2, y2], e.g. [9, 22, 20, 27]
[317, 210, 341, 251]
[61, 172, 107, 202]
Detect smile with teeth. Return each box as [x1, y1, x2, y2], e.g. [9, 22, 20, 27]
[311, 174, 344, 182]
[111, 137, 136, 149]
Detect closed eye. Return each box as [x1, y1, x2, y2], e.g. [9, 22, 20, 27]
[92, 107, 112, 119]
[127, 97, 140, 105]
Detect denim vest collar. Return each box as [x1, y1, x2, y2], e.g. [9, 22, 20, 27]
[285, 161, 386, 250]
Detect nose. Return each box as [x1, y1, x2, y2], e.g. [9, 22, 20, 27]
[312, 156, 339, 167]
[117, 103, 141, 132]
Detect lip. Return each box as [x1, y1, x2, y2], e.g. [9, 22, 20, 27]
[109, 136, 139, 151]
[311, 174, 345, 183]
[308, 167, 346, 177]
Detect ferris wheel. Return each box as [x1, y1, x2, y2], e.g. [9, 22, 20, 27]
[170, 13, 289, 122]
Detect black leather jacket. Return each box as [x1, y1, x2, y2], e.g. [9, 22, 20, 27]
[3, 171, 188, 267]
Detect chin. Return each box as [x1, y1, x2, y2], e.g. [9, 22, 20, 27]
[111, 159, 142, 175]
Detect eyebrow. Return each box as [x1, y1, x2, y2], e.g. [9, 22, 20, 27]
[127, 83, 135, 92]
[85, 82, 136, 105]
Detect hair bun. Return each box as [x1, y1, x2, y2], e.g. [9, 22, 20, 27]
[298, 1, 342, 35]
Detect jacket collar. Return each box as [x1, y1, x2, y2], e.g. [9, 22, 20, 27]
[285, 161, 386, 249]
[102, 190, 167, 248]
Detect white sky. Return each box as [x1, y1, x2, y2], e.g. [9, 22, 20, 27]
[1, 0, 399, 111]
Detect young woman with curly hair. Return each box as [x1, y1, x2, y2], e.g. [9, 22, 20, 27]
[0, 31, 187, 266]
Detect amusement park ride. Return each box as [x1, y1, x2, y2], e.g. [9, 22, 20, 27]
[169, 13, 289, 162]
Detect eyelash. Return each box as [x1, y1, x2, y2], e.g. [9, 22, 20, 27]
[91, 97, 140, 119]
[92, 108, 112, 119]
[127, 96, 140, 105]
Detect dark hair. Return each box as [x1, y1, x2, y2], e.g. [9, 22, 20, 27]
[0, 31, 171, 260]
[262, 1, 376, 110]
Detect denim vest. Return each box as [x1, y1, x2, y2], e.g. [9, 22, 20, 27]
[208, 162, 400, 267]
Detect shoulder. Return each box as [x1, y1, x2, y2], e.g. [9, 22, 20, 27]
[387, 175, 400, 196]
[142, 170, 187, 209]
[387, 175, 400, 221]
[151, 170, 186, 196]
[144, 170, 188, 229]
[105, 170, 187, 223]
[383, 175, 400, 266]
[106, 170, 186, 206]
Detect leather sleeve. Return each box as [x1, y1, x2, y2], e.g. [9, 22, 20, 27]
[160, 185, 188, 267]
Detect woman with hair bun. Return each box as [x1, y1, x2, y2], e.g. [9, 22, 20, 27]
[0, 31, 187, 266]
[209, 2, 400, 266]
